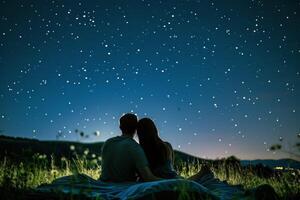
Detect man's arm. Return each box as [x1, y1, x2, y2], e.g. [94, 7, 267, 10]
[129, 142, 162, 181]
[137, 166, 162, 182]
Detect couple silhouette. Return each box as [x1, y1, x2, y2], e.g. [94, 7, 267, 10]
[99, 113, 278, 199]
[100, 113, 179, 182]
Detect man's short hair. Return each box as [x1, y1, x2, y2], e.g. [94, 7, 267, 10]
[119, 113, 138, 135]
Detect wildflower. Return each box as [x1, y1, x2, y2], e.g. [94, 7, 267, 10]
[70, 145, 75, 151]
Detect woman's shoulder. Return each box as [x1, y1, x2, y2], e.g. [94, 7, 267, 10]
[162, 141, 173, 156]
[163, 141, 173, 150]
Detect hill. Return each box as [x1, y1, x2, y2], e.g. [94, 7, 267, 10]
[0, 135, 104, 162]
[0, 135, 203, 164]
[1, 135, 300, 169]
[241, 159, 300, 169]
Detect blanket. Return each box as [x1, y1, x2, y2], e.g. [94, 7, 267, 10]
[36, 174, 218, 200]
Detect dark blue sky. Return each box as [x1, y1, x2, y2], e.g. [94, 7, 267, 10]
[0, 0, 299, 160]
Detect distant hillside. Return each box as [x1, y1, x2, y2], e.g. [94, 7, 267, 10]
[0, 135, 202, 164]
[1, 135, 300, 169]
[0, 135, 104, 162]
[241, 159, 300, 169]
[174, 149, 210, 163]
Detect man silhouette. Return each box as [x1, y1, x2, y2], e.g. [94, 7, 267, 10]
[100, 113, 161, 182]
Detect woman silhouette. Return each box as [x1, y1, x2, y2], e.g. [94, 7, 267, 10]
[137, 118, 179, 179]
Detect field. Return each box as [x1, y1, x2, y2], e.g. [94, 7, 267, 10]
[0, 136, 299, 199]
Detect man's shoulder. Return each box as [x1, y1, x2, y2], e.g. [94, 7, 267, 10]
[104, 136, 138, 146]
[102, 136, 120, 149]
[105, 136, 119, 143]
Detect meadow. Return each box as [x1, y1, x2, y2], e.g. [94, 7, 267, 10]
[0, 152, 299, 200]
[0, 135, 299, 199]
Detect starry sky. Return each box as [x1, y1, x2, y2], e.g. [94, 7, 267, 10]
[0, 0, 299, 160]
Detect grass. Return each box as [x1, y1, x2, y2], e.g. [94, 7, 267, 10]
[0, 153, 299, 199]
[0, 154, 101, 190]
[176, 160, 300, 199]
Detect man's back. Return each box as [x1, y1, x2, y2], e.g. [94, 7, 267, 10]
[100, 135, 148, 182]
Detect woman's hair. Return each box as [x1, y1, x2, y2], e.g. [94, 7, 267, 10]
[137, 118, 169, 169]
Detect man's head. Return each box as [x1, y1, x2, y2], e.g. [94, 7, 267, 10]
[119, 113, 138, 137]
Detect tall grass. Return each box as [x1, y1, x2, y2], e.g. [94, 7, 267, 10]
[0, 154, 299, 199]
[176, 160, 300, 198]
[0, 153, 100, 189]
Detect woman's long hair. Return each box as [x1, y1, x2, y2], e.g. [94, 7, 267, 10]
[137, 118, 168, 169]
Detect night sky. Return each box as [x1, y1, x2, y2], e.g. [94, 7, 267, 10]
[0, 0, 299, 160]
